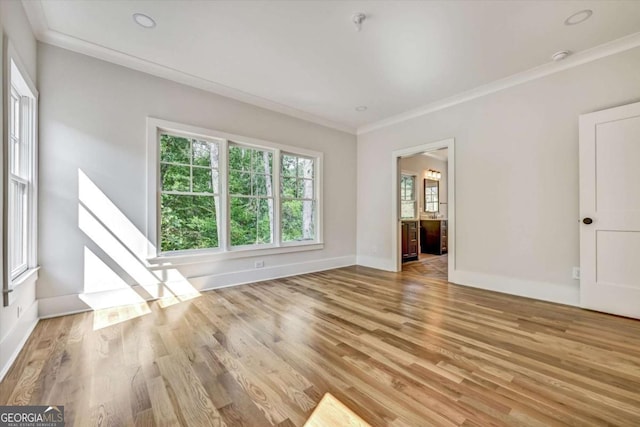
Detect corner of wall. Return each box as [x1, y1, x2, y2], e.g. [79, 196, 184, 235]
[0, 299, 39, 382]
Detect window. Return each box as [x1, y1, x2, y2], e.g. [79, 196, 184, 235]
[159, 134, 220, 252]
[228, 144, 274, 246]
[6, 54, 38, 283]
[149, 119, 322, 259]
[281, 154, 316, 242]
[400, 174, 416, 219]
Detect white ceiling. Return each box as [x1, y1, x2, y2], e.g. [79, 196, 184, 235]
[23, 1, 640, 133]
[423, 149, 448, 162]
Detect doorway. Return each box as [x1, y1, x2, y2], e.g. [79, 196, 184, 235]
[391, 139, 455, 279]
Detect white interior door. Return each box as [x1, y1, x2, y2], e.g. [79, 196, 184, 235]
[579, 102, 640, 319]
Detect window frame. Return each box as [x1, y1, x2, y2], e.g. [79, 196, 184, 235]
[280, 152, 318, 245]
[3, 42, 39, 295]
[400, 173, 417, 220]
[158, 131, 222, 254]
[147, 118, 323, 264]
[227, 142, 276, 249]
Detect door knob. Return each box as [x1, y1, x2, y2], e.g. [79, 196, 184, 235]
[583, 217, 593, 224]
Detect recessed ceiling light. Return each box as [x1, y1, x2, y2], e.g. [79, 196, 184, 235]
[564, 10, 592, 26]
[355, 106, 368, 112]
[133, 13, 156, 29]
[551, 50, 571, 62]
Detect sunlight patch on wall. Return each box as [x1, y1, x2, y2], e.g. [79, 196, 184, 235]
[83, 246, 129, 293]
[78, 169, 202, 318]
[79, 203, 162, 296]
[78, 169, 156, 259]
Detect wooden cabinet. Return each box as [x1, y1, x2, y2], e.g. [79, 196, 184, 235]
[401, 221, 419, 262]
[421, 220, 448, 255]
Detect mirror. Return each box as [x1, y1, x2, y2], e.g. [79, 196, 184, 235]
[424, 179, 439, 213]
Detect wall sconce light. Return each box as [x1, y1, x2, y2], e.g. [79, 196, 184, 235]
[426, 169, 441, 180]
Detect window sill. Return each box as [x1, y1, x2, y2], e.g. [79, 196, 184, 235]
[148, 242, 324, 267]
[11, 266, 39, 288]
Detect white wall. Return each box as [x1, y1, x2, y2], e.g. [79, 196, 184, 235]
[357, 47, 640, 306]
[0, 1, 39, 380]
[399, 154, 448, 219]
[37, 43, 357, 317]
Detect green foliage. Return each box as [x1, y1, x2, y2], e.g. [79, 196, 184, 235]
[161, 194, 218, 251]
[159, 134, 316, 252]
[229, 197, 272, 246]
[281, 200, 315, 241]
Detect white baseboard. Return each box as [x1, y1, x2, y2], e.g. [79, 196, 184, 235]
[355, 255, 396, 272]
[450, 270, 580, 307]
[193, 255, 355, 290]
[0, 300, 39, 382]
[38, 255, 356, 319]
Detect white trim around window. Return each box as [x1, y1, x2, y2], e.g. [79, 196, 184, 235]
[3, 41, 39, 305]
[146, 118, 324, 264]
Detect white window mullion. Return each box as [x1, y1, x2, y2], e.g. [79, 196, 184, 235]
[273, 149, 281, 246]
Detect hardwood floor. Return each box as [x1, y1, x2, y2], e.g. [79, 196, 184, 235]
[2, 266, 640, 426]
[402, 254, 448, 279]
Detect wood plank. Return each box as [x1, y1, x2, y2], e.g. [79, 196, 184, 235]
[2, 260, 640, 426]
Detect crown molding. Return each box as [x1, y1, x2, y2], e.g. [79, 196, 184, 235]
[357, 31, 640, 135]
[21, 1, 356, 135]
[21, 1, 640, 138]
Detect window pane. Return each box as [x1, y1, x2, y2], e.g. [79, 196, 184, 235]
[252, 174, 273, 196]
[281, 155, 297, 177]
[229, 197, 273, 246]
[192, 140, 214, 167]
[192, 167, 213, 193]
[161, 164, 190, 192]
[230, 197, 257, 246]
[281, 177, 295, 198]
[282, 200, 315, 242]
[161, 194, 218, 251]
[9, 180, 27, 274]
[252, 150, 273, 175]
[401, 201, 415, 219]
[401, 175, 415, 201]
[229, 170, 251, 195]
[298, 157, 314, 179]
[228, 145, 251, 171]
[257, 198, 273, 244]
[300, 179, 314, 199]
[160, 134, 190, 164]
[11, 94, 20, 139]
[10, 137, 20, 176]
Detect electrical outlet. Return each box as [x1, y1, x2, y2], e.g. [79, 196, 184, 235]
[572, 267, 581, 280]
[254, 260, 265, 268]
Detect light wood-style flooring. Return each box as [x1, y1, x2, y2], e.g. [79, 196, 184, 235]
[403, 254, 448, 279]
[2, 266, 640, 426]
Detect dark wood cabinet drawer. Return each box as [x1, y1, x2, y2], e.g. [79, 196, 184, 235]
[401, 221, 419, 262]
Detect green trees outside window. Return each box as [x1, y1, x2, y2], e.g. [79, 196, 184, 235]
[281, 154, 315, 242]
[159, 132, 318, 253]
[160, 134, 219, 251]
[228, 144, 274, 246]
